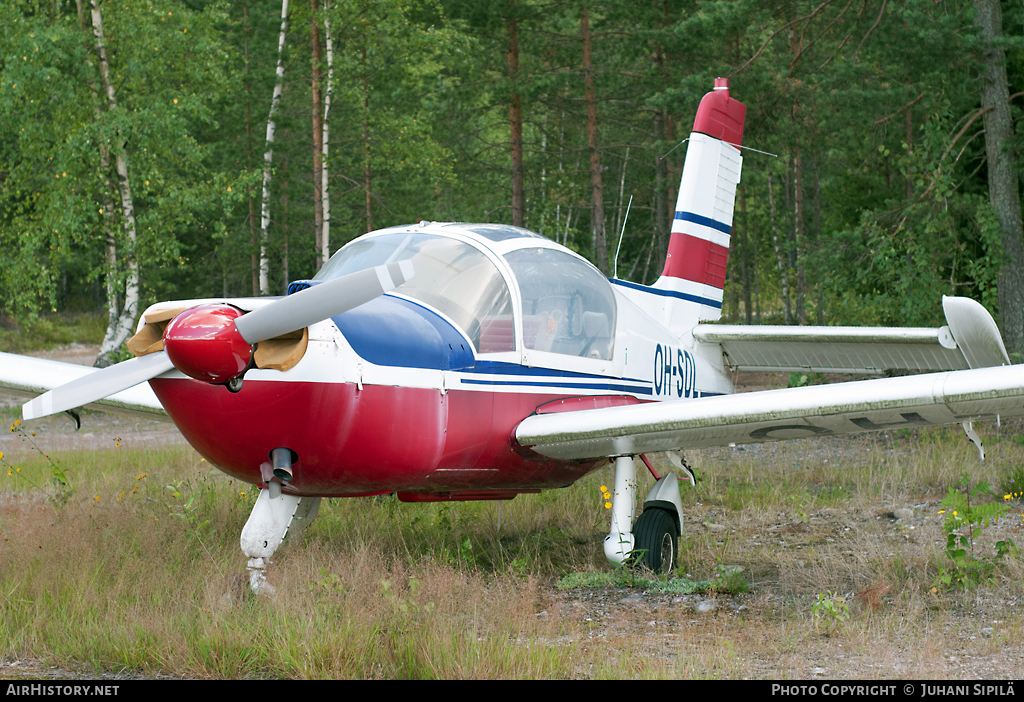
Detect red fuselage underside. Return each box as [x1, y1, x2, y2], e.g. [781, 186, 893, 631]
[150, 377, 603, 497]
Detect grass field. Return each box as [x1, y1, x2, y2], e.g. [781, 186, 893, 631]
[1, 397, 1022, 679]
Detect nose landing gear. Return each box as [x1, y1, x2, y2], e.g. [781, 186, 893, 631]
[239, 448, 319, 594]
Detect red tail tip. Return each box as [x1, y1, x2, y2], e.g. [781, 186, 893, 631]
[692, 80, 745, 146]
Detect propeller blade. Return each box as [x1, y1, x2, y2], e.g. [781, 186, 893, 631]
[22, 351, 175, 421]
[234, 260, 415, 344]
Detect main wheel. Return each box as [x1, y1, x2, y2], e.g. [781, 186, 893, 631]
[632, 508, 678, 574]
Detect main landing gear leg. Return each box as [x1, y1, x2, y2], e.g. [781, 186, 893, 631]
[603, 456, 637, 565]
[240, 485, 321, 595]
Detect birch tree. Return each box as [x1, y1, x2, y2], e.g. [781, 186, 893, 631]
[311, 0, 325, 269]
[260, 0, 290, 295]
[321, 7, 334, 266]
[89, 0, 140, 368]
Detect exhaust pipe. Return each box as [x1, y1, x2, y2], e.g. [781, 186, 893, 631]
[271, 447, 298, 482]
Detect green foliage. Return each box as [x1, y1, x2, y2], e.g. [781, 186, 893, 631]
[709, 565, 750, 595]
[0, 0, 1020, 341]
[811, 592, 850, 636]
[0, 312, 106, 353]
[2, 419, 73, 507]
[819, 104, 1004, 326]
[381, 576, 435, 616]
[933, 473, 1017, 590]
[164, 479, 214, 538]
[788, 372, 823, 388]
[0, 0, 238, 321]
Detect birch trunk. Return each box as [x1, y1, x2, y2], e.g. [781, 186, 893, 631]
[76, 3, 120, 360]
[90, 0, 140, 368]
[311, 0, 324, 270]
[260, 0, 290, 295]
[321, 9, 334, 265]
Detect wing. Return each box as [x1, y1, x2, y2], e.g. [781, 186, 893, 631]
[0, 352, 168, 420]
[515, 364, 1024, 460]
[693, 296, 1009, 374]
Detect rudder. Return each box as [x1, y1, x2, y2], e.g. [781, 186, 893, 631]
[652, 78, 746, 333]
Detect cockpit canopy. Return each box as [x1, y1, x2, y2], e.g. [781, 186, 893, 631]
[314, 227, 615, 360]
[504, 247, 615, 360]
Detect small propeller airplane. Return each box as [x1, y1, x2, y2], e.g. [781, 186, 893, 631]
[3, 78, 1024, 593]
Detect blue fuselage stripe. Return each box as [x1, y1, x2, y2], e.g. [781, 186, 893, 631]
[609, 279, 723, 310]
[459, 378, 653, 395]
[674, 211, 731, 234]
[464, 360, 647, 384]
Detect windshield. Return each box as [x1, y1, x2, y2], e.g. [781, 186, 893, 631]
[315, 233, 514, 352]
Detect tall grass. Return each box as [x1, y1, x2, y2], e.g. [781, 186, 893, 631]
[1, 420, 1023, 678]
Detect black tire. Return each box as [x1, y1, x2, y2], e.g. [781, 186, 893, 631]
[632, 508, 678, 574]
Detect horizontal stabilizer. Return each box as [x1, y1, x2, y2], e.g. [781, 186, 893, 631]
[694, 296, 1008, 375]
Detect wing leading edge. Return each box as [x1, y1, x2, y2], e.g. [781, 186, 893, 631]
[0, 352, 168, 420]
[515, 364, 1024, 460]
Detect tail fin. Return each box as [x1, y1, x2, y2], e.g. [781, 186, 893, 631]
[653, 78, 745, 334]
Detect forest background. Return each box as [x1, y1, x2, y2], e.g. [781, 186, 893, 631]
[3, 0, 1024, 367]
